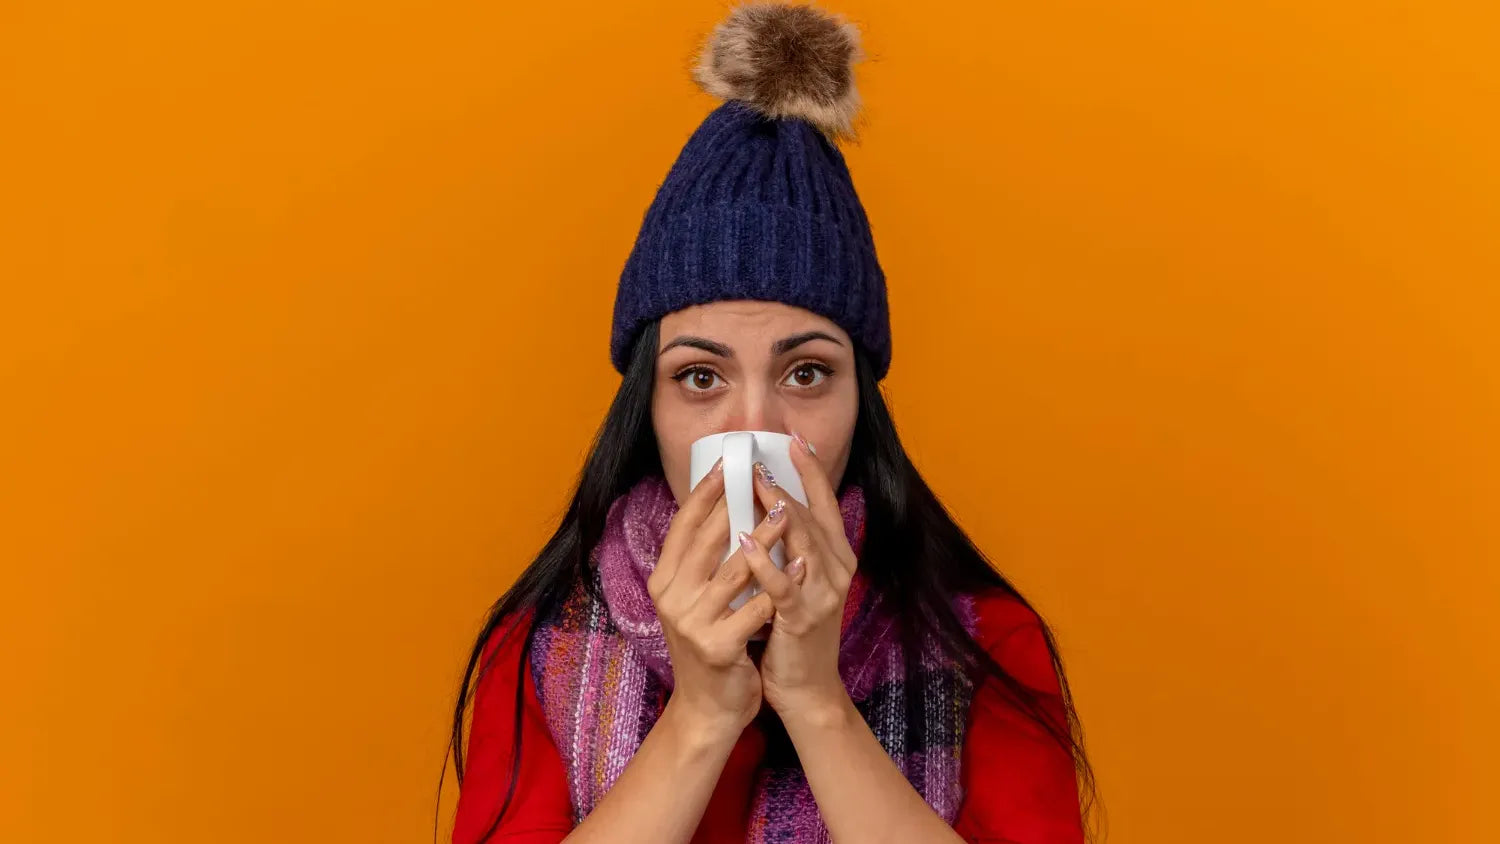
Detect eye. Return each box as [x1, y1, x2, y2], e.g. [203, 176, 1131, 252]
[783, 363, 831, 388]
[674, 366, 725, 393]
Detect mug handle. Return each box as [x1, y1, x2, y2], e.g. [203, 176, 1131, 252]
[721, 431, 757, 568]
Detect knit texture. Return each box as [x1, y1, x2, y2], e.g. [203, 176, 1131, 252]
[528, 475, 977, 841]
[610, 100, 892, 378]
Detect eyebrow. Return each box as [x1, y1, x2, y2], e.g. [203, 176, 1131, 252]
[771, 331, 844, 356]
[658, 331, 845, 360]
[659, 335, 733, 358]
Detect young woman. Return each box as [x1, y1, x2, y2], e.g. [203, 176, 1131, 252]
[447, 4, 1097, 842]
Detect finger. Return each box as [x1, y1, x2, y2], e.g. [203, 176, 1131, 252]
[717, 590, 775, 643]
[688, 547, 754, 625]
[737, 527, 801, 609]
[787, 430, 844, 537]
[773, 557, 812, 630]
[788, 555, 808, 586]
[660, 460, 724, 555]
[687, 499, 792, 622]
[749, 475, 828, 572]
[657, 460, 725, 574]
[655, 494, 730, 603]
[677, 494, 732, 586]
[758, 472, 858, 581]
[745, 495, 792, 557]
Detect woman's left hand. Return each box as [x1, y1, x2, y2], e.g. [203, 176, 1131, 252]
[737, 432, 858, 725]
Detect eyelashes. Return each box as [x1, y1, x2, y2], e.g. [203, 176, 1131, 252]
[672, 366, 725, 392]
[784, 361, 832, 388]
[669, 360, 836, 394]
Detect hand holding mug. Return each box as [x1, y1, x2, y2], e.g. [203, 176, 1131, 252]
[733, 432, 859, 725]
[647, 463, 774, 741]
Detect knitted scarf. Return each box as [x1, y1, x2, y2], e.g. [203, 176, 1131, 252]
[529, 475, 977, 842]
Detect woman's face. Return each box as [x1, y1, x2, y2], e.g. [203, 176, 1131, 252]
[653, 300, 860, 504]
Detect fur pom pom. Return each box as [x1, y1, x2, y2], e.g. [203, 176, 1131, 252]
[694, 2, 864, 140]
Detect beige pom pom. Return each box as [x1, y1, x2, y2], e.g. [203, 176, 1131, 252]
[693, 2, 865, 140]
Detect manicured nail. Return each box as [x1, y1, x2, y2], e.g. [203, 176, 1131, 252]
[791, 431, 815, 455]
[766, 499, 786, 524]
[753, 462, 777, 487]
[714, 458, 724, 475]
[786, 556, 806, 580]
[738, 531, 757, 552]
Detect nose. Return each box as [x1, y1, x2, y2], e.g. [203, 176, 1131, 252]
[724, 384, 784, 433]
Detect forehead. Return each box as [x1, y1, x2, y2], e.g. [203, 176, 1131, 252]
[658, 300, 850, 346]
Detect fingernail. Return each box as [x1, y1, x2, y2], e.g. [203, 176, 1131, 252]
[753, 462, 777, 487]
[786, 556, 806, 580]
[738, 531, 756, 552]
[714, 458, 724, 475]
[791, 431, 815, 455]
[766, 499, 786, 523]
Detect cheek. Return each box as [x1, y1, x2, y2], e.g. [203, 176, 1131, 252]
[790, 383, 859, 483]
[800, 417, 855, 464]
[652, 387, 705, 503]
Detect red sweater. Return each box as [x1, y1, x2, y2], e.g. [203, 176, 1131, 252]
[453, 592, 1084, 843]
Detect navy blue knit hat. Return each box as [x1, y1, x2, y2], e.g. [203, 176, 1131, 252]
[610, 2, 891, 378]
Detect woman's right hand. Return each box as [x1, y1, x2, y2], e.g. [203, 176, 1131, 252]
[561, 467, 788, 844]
[647, 461, 780, 742]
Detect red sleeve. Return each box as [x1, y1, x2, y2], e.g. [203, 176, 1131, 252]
[953, 594, 1085, 844]
[452, 615, 575, 844]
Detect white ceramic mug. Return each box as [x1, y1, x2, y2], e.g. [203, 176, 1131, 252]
[688, 430, 808, 609]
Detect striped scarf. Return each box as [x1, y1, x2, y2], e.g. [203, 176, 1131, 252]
[529, 475, 977, 842]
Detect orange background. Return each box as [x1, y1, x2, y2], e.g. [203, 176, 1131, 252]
[3, 1, 1497, 841]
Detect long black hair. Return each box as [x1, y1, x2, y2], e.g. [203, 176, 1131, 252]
[442, 320, 1101, 841]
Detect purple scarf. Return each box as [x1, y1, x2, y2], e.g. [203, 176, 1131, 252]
[529, 475, 977, 842]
